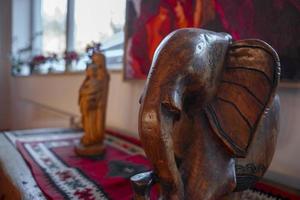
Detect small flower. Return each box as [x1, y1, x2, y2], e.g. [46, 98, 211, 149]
[30, 55, 47, 66]
[64, 51, 79, 61]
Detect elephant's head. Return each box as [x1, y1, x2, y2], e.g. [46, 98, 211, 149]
[137, 28, 280, 199]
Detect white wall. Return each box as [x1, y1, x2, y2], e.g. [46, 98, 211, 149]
[10, 72, 145, 135]
[265, 86, 300, 188]
[0, 0, 12, 129]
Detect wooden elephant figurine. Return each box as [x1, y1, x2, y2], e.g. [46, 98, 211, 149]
[132, 28, 280, 200]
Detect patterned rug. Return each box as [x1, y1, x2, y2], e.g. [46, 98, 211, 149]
[4, 128, 300, 200]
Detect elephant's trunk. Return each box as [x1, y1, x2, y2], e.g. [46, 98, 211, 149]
[139, 87, 184, 199]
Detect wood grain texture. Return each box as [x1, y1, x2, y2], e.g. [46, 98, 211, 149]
[134, 28, 280, 200]
[205, 39, 280, 157]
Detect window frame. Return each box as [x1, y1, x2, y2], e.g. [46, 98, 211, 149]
[30, 0, 123, 71]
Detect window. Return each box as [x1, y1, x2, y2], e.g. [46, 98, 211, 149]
[42, 0, 67, 54]
[12, 0, 126, 75]
[73, 0, 125, 70]
[40, 0, 125, 55]
[74, 0, 125, 53]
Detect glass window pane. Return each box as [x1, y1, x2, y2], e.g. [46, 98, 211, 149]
[74, 0, 125, 53]
[42, 0, 67, 54]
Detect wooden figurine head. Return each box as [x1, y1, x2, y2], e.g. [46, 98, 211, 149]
[135, 28, 280, 199]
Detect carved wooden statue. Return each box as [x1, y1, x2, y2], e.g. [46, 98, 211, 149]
[75, 51, 110, 156]
[131, 28, 280, 199]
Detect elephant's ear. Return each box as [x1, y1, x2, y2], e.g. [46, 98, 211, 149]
[204, 39, 280, 157]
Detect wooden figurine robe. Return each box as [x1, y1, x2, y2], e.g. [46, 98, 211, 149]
[131, 28, 280, 200]
[75, 51, 110, 156]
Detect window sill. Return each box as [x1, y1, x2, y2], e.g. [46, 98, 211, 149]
[12, 70, 86, 78]
[12, 62, 123, 78]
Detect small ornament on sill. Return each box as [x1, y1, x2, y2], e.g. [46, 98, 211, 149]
[85, 42, 102, 57]
[64, 51, 79, 72]
[75, 50, 110, 157]
[29, 54, 48, 74]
